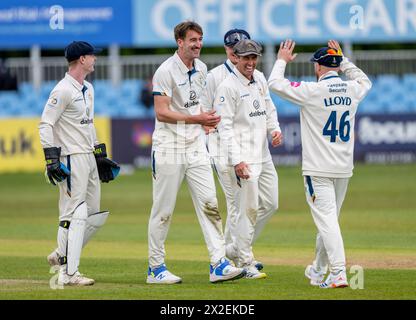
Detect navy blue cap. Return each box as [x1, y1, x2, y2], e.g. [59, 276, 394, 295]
[224, 29, 251, 47]
[64, 41, 102, 62]
[310, 47, 343, 68]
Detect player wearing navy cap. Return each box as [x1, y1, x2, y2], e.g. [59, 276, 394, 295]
[268, 40, 372, 288]
[39, 41, 119, 286]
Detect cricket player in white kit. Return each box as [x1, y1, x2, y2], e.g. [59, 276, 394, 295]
[200, 29, 265, 270]
[268, 39, 372, 288]
[147, 21, 245, 284]
[214, 40, 283, 279]
[39, 41, 120, 286]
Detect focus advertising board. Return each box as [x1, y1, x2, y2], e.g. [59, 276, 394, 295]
[111, 114, 416, 168]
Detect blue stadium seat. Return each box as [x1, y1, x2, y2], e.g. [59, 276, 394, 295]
[19, 82, 35, 96]
[40, 81, 56, 99]
[2, 74, 413, 118]
[359, 101, 383, 114]
[402, 74, 416, 91]
[375, 75, 400, 94]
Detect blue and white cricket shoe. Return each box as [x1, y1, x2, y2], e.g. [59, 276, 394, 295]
[146, 264, 182, 284]
[209, 258, 246, 283]
[243, 264, 267, 279]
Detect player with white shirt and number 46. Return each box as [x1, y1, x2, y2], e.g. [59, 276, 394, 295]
[268, 39, 372, 288]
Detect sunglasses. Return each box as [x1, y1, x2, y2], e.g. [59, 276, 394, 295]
[313, 48, 342, 61]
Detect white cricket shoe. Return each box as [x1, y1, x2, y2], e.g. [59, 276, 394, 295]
[305, 265, 325, 286]
[243, 264, 267, 279]
[210, 258, 246, 283]
[319, 270, 349, 289]
[58, 268, 95, 286]
[146, 264, 182, 284]
[47, 249, 59, 266]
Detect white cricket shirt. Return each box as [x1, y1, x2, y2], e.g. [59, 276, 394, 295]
[215, 67, 281, 165]
[152, 51, 207, 153]
[268, 58, 372, 178]
[39, 73, 97, 156]
[199, 59, 235, 159]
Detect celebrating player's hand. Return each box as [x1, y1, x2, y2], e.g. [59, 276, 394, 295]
[277, 39, 297, 64]
[235, 162, 250, 180]
[271, 131, 283, 147]
[197, 110, 221, 127]
[328, 40, 343, 55]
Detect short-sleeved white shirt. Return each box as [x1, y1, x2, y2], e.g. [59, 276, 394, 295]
[39, 73, 96, 156]
[152, 51, 208, 153]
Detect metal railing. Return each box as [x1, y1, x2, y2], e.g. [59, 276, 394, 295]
[4, 50, 416, 87]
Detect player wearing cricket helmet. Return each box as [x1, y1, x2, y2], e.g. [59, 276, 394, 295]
[268, 39, 372, 288]
[39, 41, 120, 286]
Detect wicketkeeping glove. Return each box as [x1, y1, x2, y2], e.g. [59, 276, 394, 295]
[43, 147, 70, 186]
[94, 143, 120, 183]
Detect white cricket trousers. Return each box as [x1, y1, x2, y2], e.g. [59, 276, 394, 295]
[304, 176, 349, 274]
[56, 153, 100, 272]
[211, 158, 240, 250]
[148, 150, 226, 267]
[58, 153, 100, 222]
[237, 160, 279, 266]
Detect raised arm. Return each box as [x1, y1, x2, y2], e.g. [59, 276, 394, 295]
[328, 40, 372, 100]
[268, 39, 315, 106]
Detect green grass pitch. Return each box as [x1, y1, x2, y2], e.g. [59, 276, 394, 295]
[0, 164, 415, 300]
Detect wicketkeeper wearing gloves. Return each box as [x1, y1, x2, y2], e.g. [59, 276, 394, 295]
[39, 41, 120, 286]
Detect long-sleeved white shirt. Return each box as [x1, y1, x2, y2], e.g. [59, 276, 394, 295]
[199, 59, 236, 159]
[201, 59, 235, 111]
[152, 51, 207, 153]
[39, 72, 98, 156]
[215, 67, 281, 166]
[268, 57, 372, 178]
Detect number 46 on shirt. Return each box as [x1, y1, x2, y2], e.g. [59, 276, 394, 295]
[323, 111, 351, 142]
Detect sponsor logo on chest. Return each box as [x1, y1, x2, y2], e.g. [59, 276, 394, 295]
[249, 99, 266, 117]
[184, 89, 199, 108]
